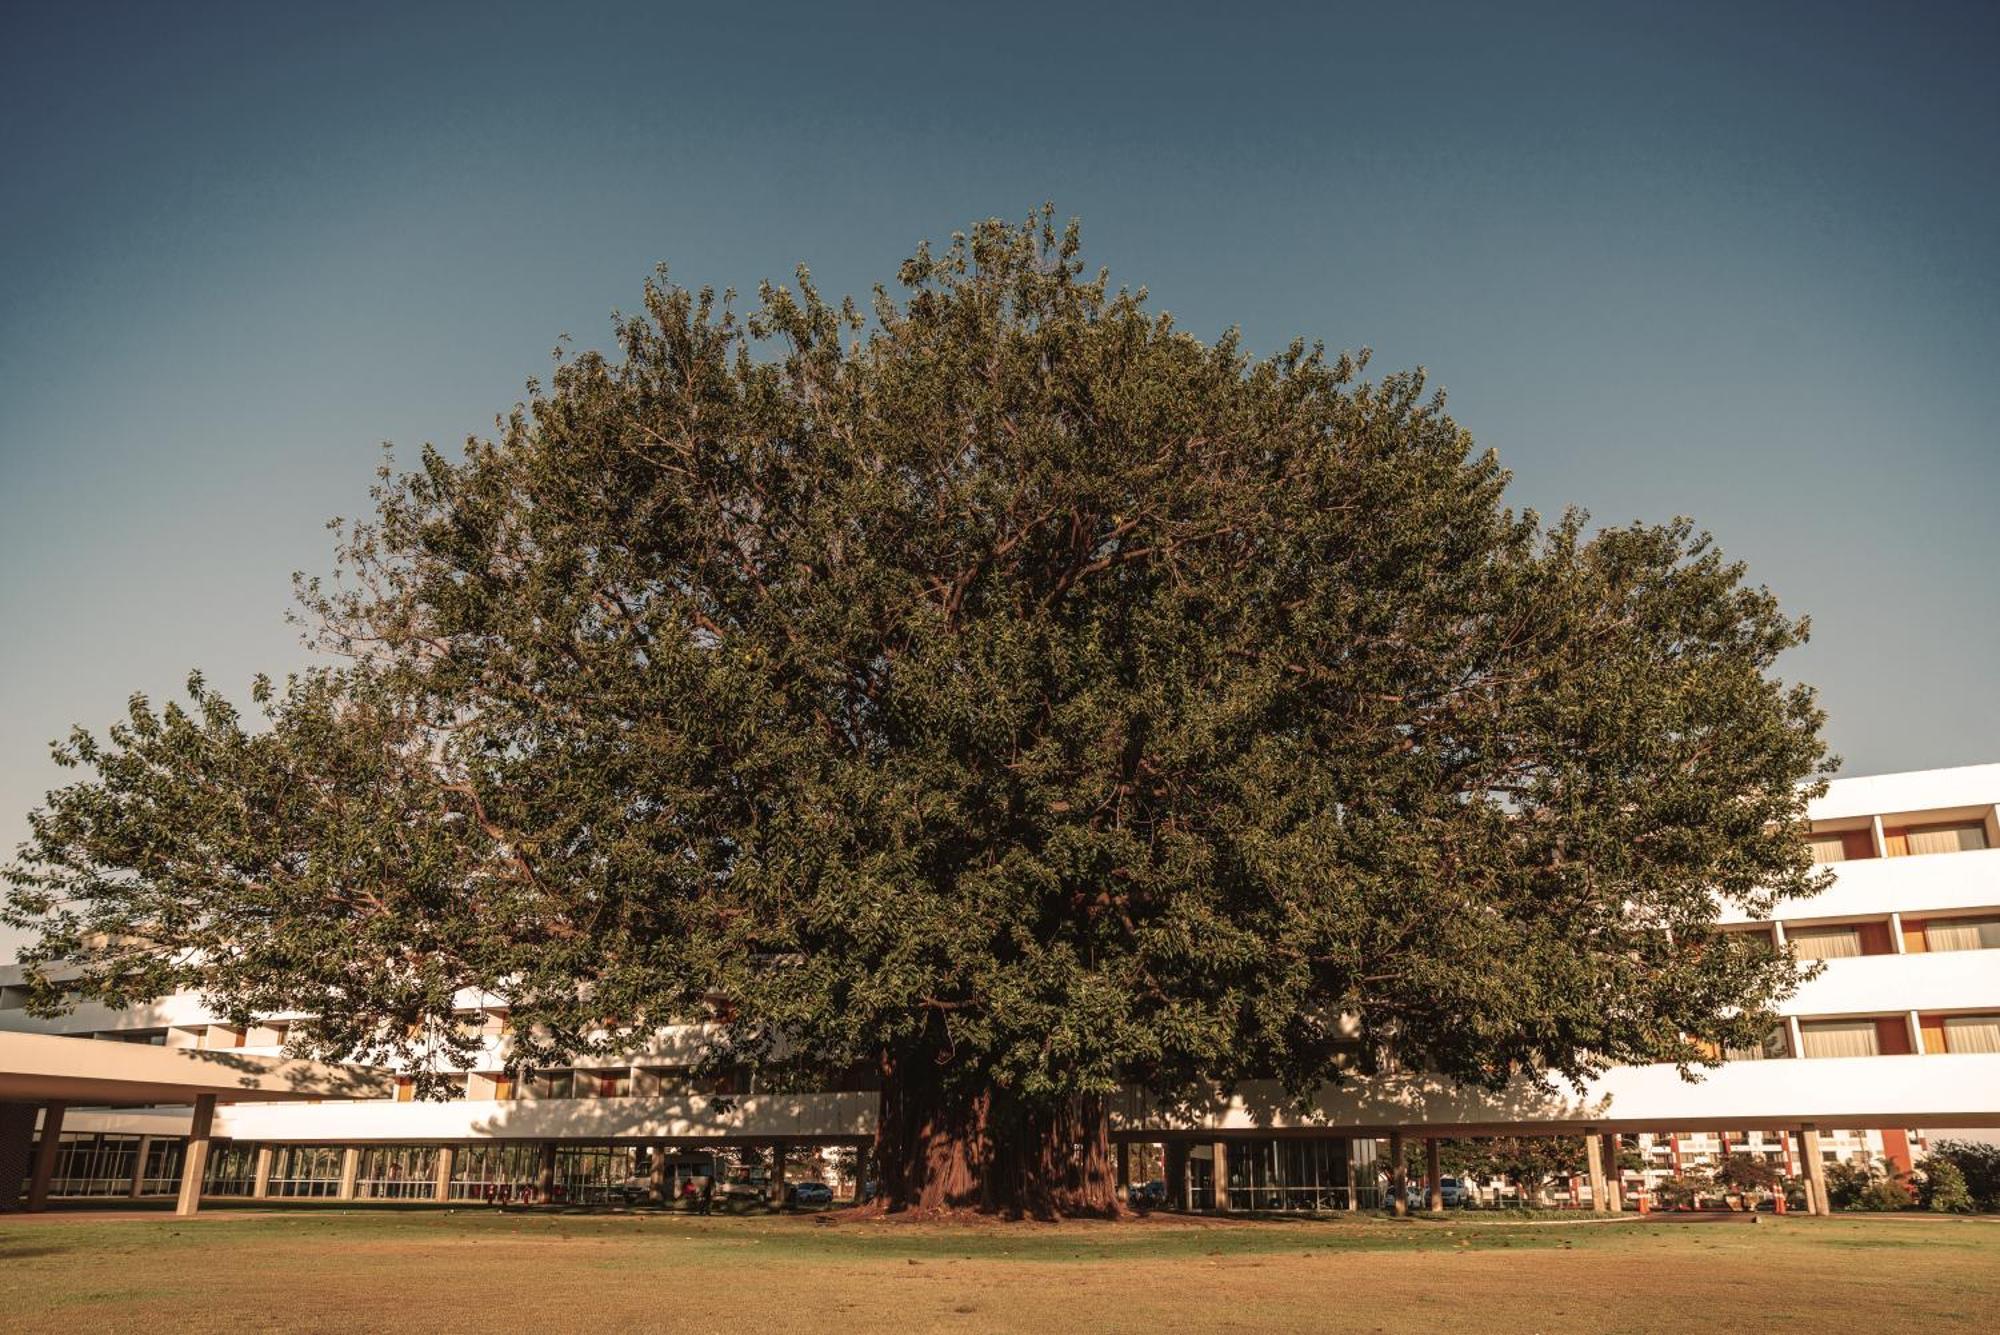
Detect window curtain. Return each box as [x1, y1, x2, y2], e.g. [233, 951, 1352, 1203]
[1789, 925, 1863, 960]
[1904, 823, 1988, 856]
[1943, 1016, 2000, 1055]
[1805, 834, 1848, 864]
[1798, 1020, 1879, 1059]
[1925, 916, 2000, 952]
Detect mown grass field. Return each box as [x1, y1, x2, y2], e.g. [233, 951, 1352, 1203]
[1, 1206, 1994, 1333]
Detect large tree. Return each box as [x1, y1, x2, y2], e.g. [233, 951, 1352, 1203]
[5, 211, 1830, 1216]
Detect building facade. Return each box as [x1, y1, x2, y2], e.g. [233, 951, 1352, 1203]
[5, 763, 2000, 1212]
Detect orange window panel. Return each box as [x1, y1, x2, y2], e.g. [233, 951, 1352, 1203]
[1902, 918, 1929, 954]
[1919, 1014, 1948, 1054]
[1856, 921, 1895, 956]
[1881, 827, 1910, 857]
[1840, 829, 1876, 860]
[1875, 1017, 1914, 1056]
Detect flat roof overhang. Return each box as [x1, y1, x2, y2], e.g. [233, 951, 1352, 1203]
[0, 1030, 394, 1106]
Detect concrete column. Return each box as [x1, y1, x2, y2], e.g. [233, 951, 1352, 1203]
[1115, 1141, 1131, 1190]
[337, 1146, 360, 1201]
[252, 1145, 273, 1199]
[1584, 1130, 1608, 1213]
[1164, 1141, 1188, 1211]
[1425, 1138, 1445, 1213]
[130, 1134, 153, 1199]
[649, 1142, 668, 1205]
[176, 1095, 215, 1217]
[1345, 1141, 1360, 1211]
[1602, 1134, 1624, 1212]
[1800, 1124, 1827, 1215]
[1388, 1130, 1408, 1217]
[25, 1102, 66, 1211]
[1212, 1140, 1230, 1212]
[536, 1141, 557, 1201]
[769, 1142, 789, 1208]
[434, 1145, 456, 1202]
[0, 1102, 39, 1207]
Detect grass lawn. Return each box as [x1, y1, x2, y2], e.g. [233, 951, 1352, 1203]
[1, 1206, 1994, 1333]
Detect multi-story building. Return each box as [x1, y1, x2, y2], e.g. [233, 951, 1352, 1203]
[5, 764, 1999, 1214]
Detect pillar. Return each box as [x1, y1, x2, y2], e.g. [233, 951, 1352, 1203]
[1601, 1134, 1623, 1212]
[1165, 1141, 1188, 1211]
[252, 1144, 273, 1199]
[1425, 1138, 1444, 1213]
[176, 1094, 215, 1217]
[435, 1145, 456, 1203]
[1387, 1130, 1408, 1216]
[1584, 1130, 1608, 1213]
[1115, 1141, 1132, 1191]
[649, 1142, 668, 1205]
[25, 1102, 66, 1211]
[337, 1146, 360, 1201]
[769, 1142, 788, 1207]
[1800, 1124, 1828, 1216]
[1212, 1139, 1230, 1212]
[536, 1141, 557, 1202]
[1345, 1141, 1359, 1211]
[130, 1134, 153, 1200]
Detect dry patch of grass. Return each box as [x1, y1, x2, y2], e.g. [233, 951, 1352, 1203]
[0, 1208, 1994, 1333]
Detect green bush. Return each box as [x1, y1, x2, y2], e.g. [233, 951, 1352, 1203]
[1855, 1176, 1914, 1212]
[1918, 1157, 1974, 1214]
[1925, 1141, 2000, 1212]
[1823, 1161, 1871, 1210]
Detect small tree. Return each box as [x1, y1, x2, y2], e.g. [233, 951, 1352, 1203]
[1917, 1156, 1973, 1214]
[1822, 1160, 1871, 1211]
[1713, 1151, 1783, 1203]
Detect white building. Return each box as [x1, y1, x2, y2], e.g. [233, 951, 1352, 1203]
[5, 764, 1999, 1214]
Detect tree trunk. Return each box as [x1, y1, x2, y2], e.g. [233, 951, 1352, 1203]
[873, 1053, 1119, 1217]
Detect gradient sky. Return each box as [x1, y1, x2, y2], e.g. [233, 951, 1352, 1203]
[4, 1, 1997, 958]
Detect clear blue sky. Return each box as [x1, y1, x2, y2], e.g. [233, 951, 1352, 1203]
[4, 1, 1997, 956]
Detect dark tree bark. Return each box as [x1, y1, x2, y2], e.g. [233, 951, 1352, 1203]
[874, 1051, 1119, 1217]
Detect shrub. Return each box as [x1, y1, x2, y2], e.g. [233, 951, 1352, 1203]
[1918, 1157, 1974, 1214]
[1854, 1175, 1914, 1212]
[1925, 1140, 2000, 1212]
[1823, 1161, 1871, 1210]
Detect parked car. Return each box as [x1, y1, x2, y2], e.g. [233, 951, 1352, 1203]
[787, 1181, 835, 1206]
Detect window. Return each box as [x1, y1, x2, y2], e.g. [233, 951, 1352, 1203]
[1925, 915, 2000, 953]
[526, 1069, 576, 1099]
[1788, 925, 1863, 960]
[1942, 1015, 2000, 1055]
[578, 1069, 632, 1098]
[1805, 829, 1873, 863]
[1797, 1020, 1880, 1059]
[1725, 1028, 1790, 1061]
[1890, 821, 1989, 857]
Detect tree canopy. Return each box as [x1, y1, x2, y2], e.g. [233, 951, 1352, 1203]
[3, 210, 1831, 1213]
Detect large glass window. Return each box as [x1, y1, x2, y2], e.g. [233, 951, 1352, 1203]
[204, 1141, 260, 1195]
[1788, 925, 1863, 960]
[1797, 1019, 1880, 1059]
[1222, 1138, 1353, 1212]
[556, 1145, 635, 1204]
[1943, 1015, 2000, 1055]
[1925, 915, 2000, 952]
[355, 1145, 440, 1199]
[267, 1145, 345, 1197]
[449, 1142, 544, 1199]
[45, 1133, 142, 1197]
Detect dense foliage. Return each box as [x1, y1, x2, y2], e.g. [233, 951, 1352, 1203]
[4, 211, 1832, 1213]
